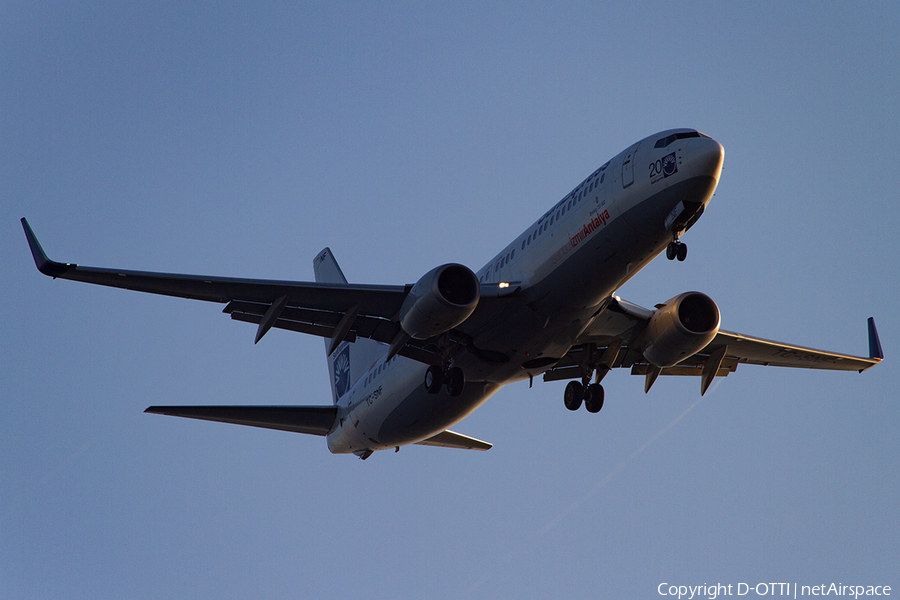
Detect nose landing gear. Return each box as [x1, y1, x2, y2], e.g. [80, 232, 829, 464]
[666, 233, 687, 262]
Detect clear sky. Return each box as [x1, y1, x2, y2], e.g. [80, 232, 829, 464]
[3, 3, 898, 599]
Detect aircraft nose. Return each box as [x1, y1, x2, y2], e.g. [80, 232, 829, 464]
[689, 137, 725, 180]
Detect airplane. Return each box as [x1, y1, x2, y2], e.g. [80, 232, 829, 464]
[22, 128, 883, 459]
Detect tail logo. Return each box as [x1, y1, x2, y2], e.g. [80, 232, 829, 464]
[333, 344, 351, 397]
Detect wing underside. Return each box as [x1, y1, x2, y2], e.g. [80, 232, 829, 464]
[22, 218, 451, 361]
[21, 218, 513, 366]
[548, 297, 882, 395]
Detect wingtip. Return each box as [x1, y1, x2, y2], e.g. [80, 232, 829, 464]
[21, 218, 72, 278]
[867, 317, 884, 361]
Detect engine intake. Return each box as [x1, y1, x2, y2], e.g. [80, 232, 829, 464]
[641, 292, 720, 368]
[398, 264, 480, 340]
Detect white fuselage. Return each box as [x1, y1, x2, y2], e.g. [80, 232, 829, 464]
[327, 129, 725, 454]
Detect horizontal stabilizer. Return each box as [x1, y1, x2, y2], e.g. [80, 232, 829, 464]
[415, 430, 492, 451]
[145, 405, 337, 436]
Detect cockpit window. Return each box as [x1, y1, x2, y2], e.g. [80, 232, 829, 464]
[654, 131, 702, 149]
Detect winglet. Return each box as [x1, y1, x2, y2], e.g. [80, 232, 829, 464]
[21, 218, 73, 278]
[868, 317, 884, 360]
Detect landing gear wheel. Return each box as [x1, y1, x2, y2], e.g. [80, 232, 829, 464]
[666, 242, 677, 260]
[564, 381, 584, 411]
[425, 365, 443, 394]
[667, 241, 687, 261]
[585, 383, 605, 413]
[446, 367, 465, 397]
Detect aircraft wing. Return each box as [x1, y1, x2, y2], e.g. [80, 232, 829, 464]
[550, 296, 883, 395]
[23, 218, 438, 354]
[23, 218, 408, 316]
[22, 218, 511, 364]
[145, 405, 338, 436]
[709, 325, 883, 371]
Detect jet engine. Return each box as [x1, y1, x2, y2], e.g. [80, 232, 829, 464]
[640, 292, 720, 368]
[398, 264, 480, 340]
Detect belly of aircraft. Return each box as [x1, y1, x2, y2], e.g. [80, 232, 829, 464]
[375, 382, 501, 446]
[458, 174, 719, 384]
[326, 174, 719, 455]
[326, 370, 501, 454]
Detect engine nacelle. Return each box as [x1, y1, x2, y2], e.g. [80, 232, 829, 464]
[641, 292, 721, 368]
[398, 264, 480, 340]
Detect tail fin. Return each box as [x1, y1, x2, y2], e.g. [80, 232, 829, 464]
[314, 248, 387, 404]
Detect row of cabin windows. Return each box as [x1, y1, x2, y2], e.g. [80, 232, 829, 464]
[363, 356, 397, 387]
[485, 160, 612, 281]
[518, 167, 608, 251]
[494, 248, 515, 272]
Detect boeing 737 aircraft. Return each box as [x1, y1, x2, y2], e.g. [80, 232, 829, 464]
[23, 128, 883, 459]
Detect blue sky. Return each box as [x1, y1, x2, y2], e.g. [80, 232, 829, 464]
[3, 3, 898, 598]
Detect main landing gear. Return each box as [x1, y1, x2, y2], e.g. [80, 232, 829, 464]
[425, 364, 465, 397]
[564, 380, 605, 413]
[562, 342, 619, 414]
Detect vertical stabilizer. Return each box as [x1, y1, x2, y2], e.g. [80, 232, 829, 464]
[313, 248, 387, 404]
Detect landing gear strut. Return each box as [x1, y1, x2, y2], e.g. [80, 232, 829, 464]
[425, 364, 465, 397]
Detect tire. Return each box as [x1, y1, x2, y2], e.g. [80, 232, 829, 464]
[666, 242, 677, 260]
[425, 365, 443, 394]
[585, 383, 605, 413]
[564, 381, 584, 411]
[446, 367, 465, 397]
[676, 243, 687, 262]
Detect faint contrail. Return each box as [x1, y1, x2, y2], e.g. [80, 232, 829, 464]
[39, 438, 96, 485]
[537, 391, 709, 536]
[467, 385, 713, 593]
